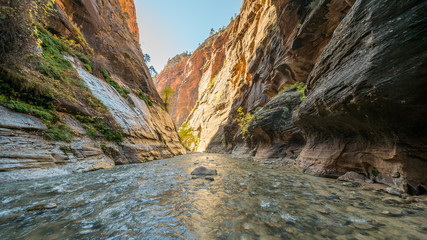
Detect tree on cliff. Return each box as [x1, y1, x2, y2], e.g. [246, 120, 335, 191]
[144, 54, 151, 63]
[149, 66, 157, 77]
[161, 85, 175, 112]
[209, 28, 216, 36]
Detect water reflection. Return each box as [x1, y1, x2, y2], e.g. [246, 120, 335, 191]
[0, 153, 426, 239]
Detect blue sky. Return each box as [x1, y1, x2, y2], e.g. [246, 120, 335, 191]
[134, 0, 242, 73]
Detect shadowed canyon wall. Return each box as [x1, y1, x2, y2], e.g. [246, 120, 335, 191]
[155, 0, 426, 193]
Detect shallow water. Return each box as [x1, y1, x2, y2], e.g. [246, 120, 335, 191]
[0, 153, 426, 239]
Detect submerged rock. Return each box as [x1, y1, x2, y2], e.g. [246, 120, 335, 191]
[191, 166, 217, 175]
[27, 203, 57, 211]
[337, 172, 368, 183]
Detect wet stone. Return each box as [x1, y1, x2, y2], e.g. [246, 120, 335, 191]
[191, 166, 217, 175]
[382, 197, 406, 204]
[27, 203, 57, 211]
[328, 194, 340, 200]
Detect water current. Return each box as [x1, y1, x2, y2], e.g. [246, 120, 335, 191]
[0, 153, 426, 239]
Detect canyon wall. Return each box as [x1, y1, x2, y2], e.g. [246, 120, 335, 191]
[0, 0, 185, 182]
[156, 0, 426, 193]
[294, 0, 427, 194]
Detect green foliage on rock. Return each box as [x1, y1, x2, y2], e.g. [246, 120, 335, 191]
[139, 89, 153, 107]
[101, 68, 130, 99]
[178, 121, 198, 150]
[76, 115, 123, 145]
[161, 85, 175, 112]
[278, 82, 307, 101]
[236, 107, 254, 140]
[46, 123, 72, 142]
[0, 95, 55, 123]
[308, 0, 321, 9]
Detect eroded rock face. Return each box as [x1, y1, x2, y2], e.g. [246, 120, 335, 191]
[156, 0, 426, 193]
[0, 0, 185, 182]
[154, 30, 231, 127]
[164, 0, 352, 153]
[239, 89, 305, 159]
[294, 0, 427, 193]
[0, 107, 115, 183]
[54, 0, 158, 97]
[153, 53, 192, 127]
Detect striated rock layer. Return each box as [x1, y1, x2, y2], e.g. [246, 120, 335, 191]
[160, 0, 352, 151]
[294, 0, 427, 193]
[158, 0, 426, 193]
[0, 0, 185, 182]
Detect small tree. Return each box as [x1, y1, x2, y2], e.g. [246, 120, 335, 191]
[144, 53, 151, 63]
[161, 85, 175, 112]
[148, 66, 157, 77]
[178, 121, 198, 150]
[209, 28, 215, 36]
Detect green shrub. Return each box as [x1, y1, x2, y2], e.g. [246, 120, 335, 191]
[101, 68, 129, 99]
[161, 85, 175, 112]
[46, 123, 72, 142]
[297, 85, 307, 101]
[101, 68, 110, 79]
[77, 115, 123, 145]
[84, 64, 92, 72]
[178, 121, 198, 150]
[308, 0, 321, 9]
[139, 89, 153, 107]
[236, 107, 254, 140]
[0, 96, 55, 123]
[277, 82, 307, 101]
[37, 27, 73, 80]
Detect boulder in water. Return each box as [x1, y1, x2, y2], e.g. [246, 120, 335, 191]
[191, 166, 217, 175]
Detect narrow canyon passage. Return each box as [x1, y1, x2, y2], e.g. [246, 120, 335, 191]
[1, 153, 426, 239]
[1, 0, 426, 238]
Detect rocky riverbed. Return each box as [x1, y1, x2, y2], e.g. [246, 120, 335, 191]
[0, 153, 426, 239]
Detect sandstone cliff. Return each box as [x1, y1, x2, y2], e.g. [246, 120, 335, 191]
[0, 0, 185, 182]
[157, 0, 426, 193]
[294, 0, 427, 194]
[154, 29, 231, 127]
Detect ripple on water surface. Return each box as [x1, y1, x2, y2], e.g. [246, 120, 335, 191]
[0, 153, 426, 239]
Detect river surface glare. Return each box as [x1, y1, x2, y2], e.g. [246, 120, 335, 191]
[0, 153, 426, 239]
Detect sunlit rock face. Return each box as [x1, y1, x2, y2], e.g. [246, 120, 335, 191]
[163, 0, 352, 152]
[160, 0, 426, 192]
[153, 53, 192, 127]
[54, 0, 157, 96]
[154, 30, 231, 128]
[0, 0, 185, 181]
[52, 0, 185, 159]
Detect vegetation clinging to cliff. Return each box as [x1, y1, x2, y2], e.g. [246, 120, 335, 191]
[0, 1, 123, 144]
[178, 122, 198, 150]
[161, 85, 175, 112]
[101, 69, 130, 99]
[236, 107, 254, 140]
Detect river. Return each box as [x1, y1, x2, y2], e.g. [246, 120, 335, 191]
[0, 153, 426, 239]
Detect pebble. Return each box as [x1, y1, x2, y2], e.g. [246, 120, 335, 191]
[328, 194, 340, 200]
[343, 182, 361, 187]
[382, 197, 405, 204]
[318, 209, 330, 215]
[205, 177, 215, 181]
[386, 187, 402, 197]
[354, 223, 375, 230]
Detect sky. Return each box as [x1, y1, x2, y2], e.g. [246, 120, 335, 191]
[134, 0, 243, 73]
